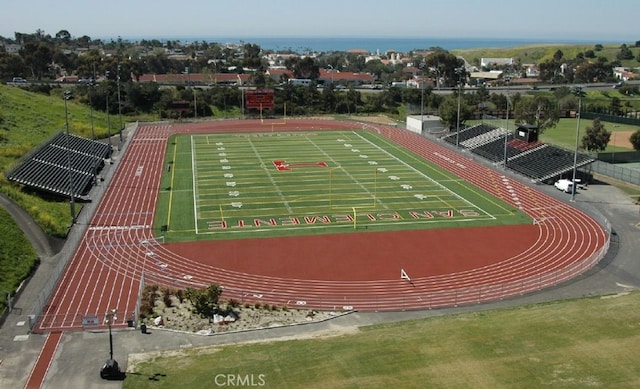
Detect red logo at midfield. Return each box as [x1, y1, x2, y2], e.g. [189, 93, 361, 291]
[272, 160, 328, 171]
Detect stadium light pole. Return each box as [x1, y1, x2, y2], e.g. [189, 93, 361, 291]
[420, 63, 425, 125]
[455, 66, 465, 148]
[194, 87, 197, 119]
[105, 71, 112, 148]
[63, 90, 76, 224]
[238, 74, 245, 119]
[117, 64, 123, 142]
[570, 86, 585, 202]
[184, 65, 197, 119]
[88, 82, 95, 141]
[503, 77, 511, 169]
[88, 79, 99, 183]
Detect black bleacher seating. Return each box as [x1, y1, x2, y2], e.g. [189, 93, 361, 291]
[442, 123, 595, 182]
[506, 145, 594, 181]
[443, 124, 496, 145]
[471, 136, 545, 163]
[7, 132, 112, 198]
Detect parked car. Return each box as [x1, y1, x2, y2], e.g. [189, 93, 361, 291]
[11, 77, 27, 83]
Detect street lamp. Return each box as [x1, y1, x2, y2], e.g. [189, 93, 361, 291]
[100, 309, 122, 380]
[570, 86, 585, 202]
[63, 90, 76, 224]
[455, 66, 465, 148]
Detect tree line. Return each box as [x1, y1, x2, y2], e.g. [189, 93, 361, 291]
[4, 29, 640, 151]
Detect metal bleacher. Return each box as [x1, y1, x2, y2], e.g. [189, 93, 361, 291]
[7, 132, 112, 199]
[506, 144, 595, 182]
[442, 124, 493, 145]
[444, 123, 595, 182]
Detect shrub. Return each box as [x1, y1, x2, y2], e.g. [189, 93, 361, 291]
[175, 289, 185, 303]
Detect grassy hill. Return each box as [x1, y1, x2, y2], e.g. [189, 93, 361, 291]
[453, 42, 640, 68]
[0, 207, 37, 312]
[0, 83, 116, 237]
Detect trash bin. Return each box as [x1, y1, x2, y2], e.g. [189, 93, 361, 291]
[140, 323, 147, 334]
[127, 319, 134, 327]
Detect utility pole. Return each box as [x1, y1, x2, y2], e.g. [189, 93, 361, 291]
[63, 90, 76, 224]
[503, 77, 511, 169]
[571, 86, 585, 202]
[105, 71, 112, 147]
[455, 66, 465, 148]
[117, 64, 123, 142]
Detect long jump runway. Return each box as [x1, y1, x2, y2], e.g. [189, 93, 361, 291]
[35, 119, 608, 332]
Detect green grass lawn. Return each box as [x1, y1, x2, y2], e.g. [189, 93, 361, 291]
[153, 130, 530, 242]
[540, 118, 638, 152]
[476, 117, 638, 153]
[123, 291, 640, 389]
[0, 208, 37, 312]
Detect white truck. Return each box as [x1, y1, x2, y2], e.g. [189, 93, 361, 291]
[554, 179, 575, 193]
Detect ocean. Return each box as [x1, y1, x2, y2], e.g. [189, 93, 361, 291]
[123, 36, 622, 53]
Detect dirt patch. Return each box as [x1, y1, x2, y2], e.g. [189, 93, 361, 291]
[127, 325, 358, 372]
[353, 115, 400, 126]
[611, 131, 635, 149]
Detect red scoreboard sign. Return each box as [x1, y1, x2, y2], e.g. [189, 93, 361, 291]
[245, 89, 275, 109]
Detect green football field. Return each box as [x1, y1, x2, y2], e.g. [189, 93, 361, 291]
[153, 130, 531, 242]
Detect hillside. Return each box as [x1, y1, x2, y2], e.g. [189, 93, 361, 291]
[453, 42, 640, 68]
[0, 84, 113, 236]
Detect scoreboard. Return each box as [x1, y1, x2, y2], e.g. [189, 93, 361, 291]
[245, 89, 275, 109]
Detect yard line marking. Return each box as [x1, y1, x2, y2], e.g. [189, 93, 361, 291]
[353, 131, 495, 219]
[166, 137, 179, 229]
[191, 136, 199, 234]
[247, 137, 293, 214]
[305, 134, 389, 210]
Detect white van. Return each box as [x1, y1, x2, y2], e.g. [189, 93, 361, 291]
[288, 78, 312, 87]
[554, 179, 574, 193]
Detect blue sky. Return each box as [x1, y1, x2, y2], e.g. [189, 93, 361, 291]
[1, 0, 638, 42]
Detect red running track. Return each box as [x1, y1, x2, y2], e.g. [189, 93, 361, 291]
[35, 119, 608, 332]
[23, 331, 62, 388]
